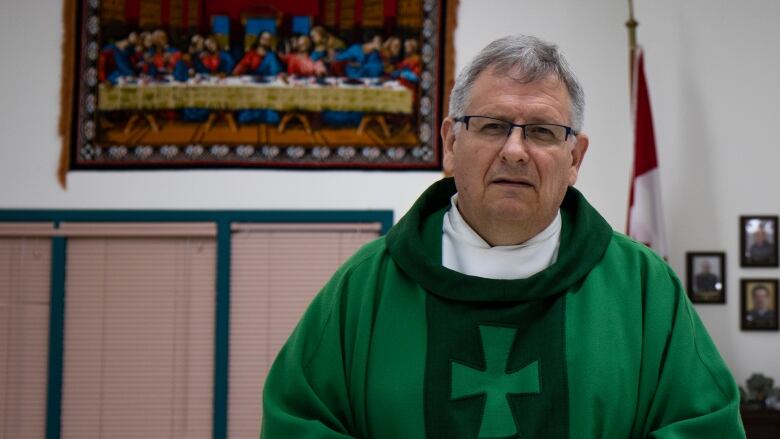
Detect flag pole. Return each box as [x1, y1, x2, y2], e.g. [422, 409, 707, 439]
[625, 0, 638, 235]
[624, 0, 668, 258]
[626, 0, 638, 82]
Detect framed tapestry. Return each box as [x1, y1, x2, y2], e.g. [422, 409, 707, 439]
[59, 0, 458, 183]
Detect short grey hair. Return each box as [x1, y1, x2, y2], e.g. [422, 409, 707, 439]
[448, 34, 585, 133]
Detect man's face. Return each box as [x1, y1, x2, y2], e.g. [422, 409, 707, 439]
[205, 37, 218, 52]
[755, 228, 767, 244]
[296, 36, 312, 53]
[190, 35, 204, 52]
[365, 36, 381, 52]
[753, 287, 770, 310]
[259, 32, 272, 49]
[441, 68, 588, 244]
[154, 30, 168, 47]
[310, 28, 325, 44]
[388, 38, 401, 56]
[404, 39, 418, 55]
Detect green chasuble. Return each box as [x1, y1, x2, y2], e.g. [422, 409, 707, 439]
[261, 178, 745, 439]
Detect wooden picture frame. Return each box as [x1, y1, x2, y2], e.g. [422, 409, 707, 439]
[59, 0, 458, 182]
[740, 278, 779, 331]
[740, 215, 778, 267]
[686, 251, 726, 304]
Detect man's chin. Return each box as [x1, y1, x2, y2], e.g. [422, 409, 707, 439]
[486, 203, 536, 223]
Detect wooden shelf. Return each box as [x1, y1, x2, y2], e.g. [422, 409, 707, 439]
[741, 409, 780, 439]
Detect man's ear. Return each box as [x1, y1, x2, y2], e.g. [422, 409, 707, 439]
[441, 117, 456, 176]
[567, 133, 589, 186]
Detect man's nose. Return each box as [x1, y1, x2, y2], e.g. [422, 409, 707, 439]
[499, 127, 531, 164]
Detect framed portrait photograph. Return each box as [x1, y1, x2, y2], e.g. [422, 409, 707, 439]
[740, 216, 779, 267]
[686, 252, 726, 303]
[740, 279, 779, 331]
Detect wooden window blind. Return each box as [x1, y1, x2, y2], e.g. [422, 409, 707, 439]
[228, 223, 381, 438]
[60, 223, 216, 439]
[0, 225, 53, 439]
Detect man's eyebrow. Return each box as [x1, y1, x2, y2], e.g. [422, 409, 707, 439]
[477, 112, 565, 124]
[523, 114, 565, 124]
[475, 113, 511, 121]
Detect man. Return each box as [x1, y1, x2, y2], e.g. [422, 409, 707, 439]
[232, 32, 283, 77]
[334, 34, 384, 78]
[200, 35, 235, 75]
[391, 38, 422, 88]
[146, 29, 182, 77]
[694, 260, 719, 292]
[746, 285, 775, 326]
[279, 35, 327, 77]
[98, 35, 136, 85]
[232, 31, 284, 125]
[747, 226, 775, 264]
[310, 25, 346, 63]
[261, 35, 745, 438]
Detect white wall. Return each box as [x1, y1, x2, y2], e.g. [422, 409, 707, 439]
[1, 0, 778, 388]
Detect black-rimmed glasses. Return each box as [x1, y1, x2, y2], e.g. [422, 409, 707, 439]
[454, 115, 576, 147]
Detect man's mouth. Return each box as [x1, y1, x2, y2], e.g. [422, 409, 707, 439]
[492, 178, 535, 189]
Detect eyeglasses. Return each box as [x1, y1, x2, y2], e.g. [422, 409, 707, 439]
[454, 115, 576, 147]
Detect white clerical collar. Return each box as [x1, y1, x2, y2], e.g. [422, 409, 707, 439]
[442, 193, 561, 279]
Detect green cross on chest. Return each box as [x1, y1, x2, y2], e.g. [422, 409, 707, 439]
[450, 325, 540, 438]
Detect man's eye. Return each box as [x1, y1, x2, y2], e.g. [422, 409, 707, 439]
[526, 125, 559, 141]
[478, 123, 509, 134]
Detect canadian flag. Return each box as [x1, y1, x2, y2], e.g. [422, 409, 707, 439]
[627, 47, 667, 258]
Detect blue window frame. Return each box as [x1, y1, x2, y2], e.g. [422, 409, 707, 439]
[0, 209, 393, 439]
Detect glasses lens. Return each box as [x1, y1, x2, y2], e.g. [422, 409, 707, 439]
[467, 117, 511, 138]
[525, 124, 568, 146]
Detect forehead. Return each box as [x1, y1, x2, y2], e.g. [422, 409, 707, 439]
[466, 67, 571, 119]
